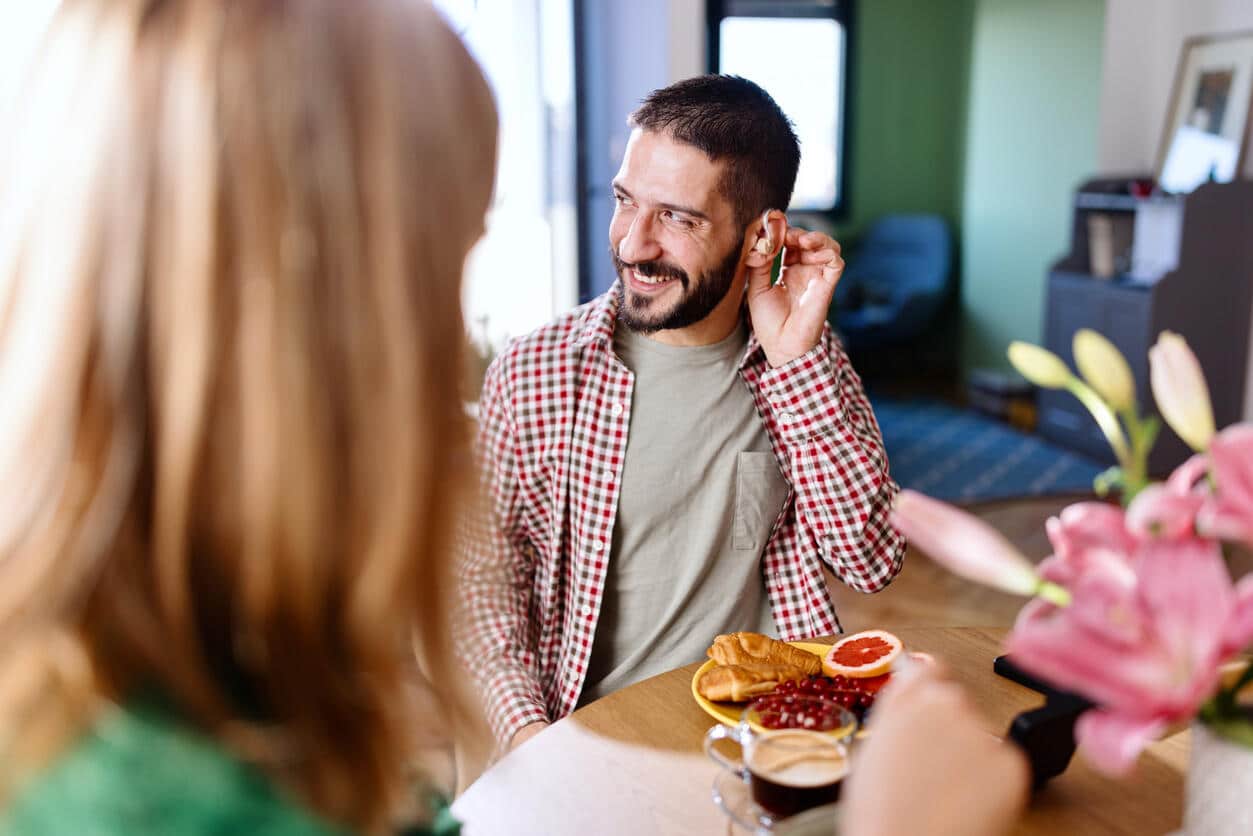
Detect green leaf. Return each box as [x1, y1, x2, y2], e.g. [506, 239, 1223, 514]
[1227, 660, 1253, 702]
[1201, 674, 1253, 747]
[1139, 416, 1161, 452]
[1093, 467, 1124, 498]
[1200, 714, 1253, 749]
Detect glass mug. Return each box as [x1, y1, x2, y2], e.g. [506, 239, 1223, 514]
[705, 695, 856, 820]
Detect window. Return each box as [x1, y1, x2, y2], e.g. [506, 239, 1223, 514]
[434, 0, 579, 350]
[0, 2, 61, 114]
[708, 0, 851, 215]
[3, 3, 571, 369]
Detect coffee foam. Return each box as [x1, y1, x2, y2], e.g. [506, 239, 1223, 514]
[747, 732, 848, 787]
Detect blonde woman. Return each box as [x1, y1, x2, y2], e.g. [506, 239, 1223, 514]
[0, 0, 495, 833]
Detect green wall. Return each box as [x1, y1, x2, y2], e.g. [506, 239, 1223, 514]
[960, 0, 1105, 373]
[838, 0, 975, 241]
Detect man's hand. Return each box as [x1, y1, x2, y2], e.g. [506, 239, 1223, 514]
[508, 721, 549, 752]
[745, 226, 844, 368]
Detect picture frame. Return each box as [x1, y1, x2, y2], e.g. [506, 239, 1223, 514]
[1156, 30, 1253, 194]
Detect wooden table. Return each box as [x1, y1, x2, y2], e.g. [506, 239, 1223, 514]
[452, 627, 1188, 835]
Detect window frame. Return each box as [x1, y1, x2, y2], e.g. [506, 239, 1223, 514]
[706, 0, 854, 218]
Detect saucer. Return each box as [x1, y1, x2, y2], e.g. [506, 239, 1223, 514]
[711, 771, 841, 835]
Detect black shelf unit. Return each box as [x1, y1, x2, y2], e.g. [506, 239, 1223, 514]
[1037, 178, 1253, 474]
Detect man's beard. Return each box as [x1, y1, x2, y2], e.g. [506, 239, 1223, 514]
[611, 242, 743, 334]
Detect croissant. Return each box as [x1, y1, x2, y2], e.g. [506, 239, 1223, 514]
[697, 662, 809, 702]
[706, 632, 823, 676]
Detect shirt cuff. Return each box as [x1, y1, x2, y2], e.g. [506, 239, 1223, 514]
[487, 688, 550, 751]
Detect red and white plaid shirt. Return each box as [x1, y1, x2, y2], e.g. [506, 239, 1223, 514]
[458, 283, 904, 745]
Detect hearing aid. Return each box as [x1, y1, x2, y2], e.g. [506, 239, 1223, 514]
[754, 211, 772, 255]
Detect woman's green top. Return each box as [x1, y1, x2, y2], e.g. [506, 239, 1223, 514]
[0, 700, 460, 835]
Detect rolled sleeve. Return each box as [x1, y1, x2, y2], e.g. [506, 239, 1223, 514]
[758, 330, 904, 593]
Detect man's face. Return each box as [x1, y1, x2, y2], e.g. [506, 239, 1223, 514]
[609, 129, 744, 334]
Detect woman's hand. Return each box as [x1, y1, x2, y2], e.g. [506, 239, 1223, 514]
[841, 662, 1031, 836]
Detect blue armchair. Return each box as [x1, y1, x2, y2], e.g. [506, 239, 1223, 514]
[831, 214, 953, 352]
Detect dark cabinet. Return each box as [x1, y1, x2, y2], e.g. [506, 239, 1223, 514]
[1037, 179, 1253, 475]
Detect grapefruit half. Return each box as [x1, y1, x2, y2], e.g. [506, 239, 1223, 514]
[822, 629, 903, 678]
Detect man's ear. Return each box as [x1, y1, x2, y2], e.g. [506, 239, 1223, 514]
[744, 209, 787, 268]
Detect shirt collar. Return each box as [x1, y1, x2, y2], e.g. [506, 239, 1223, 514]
[572, 281, 622, 351]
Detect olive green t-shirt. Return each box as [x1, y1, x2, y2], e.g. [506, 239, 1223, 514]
[579, 323, 790, 704]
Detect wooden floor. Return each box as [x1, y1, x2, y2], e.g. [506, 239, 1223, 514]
[826, 493, 1094, 632]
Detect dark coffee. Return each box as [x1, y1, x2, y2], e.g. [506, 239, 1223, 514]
[746, 731, 847, 817]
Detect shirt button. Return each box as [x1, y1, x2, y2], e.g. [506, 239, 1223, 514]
[603, 470, 615, 482]
[591, 539, 605, 552]
[611, 402, 624, 417]
[780, 412, 797, 423]
[581, 603, 594, 617]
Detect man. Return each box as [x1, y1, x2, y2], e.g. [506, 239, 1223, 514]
[459, 75, 904, 750]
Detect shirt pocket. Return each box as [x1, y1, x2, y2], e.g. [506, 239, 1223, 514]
[733, 451, 790, 552]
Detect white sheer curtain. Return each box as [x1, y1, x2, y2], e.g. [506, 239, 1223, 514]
[435, 0, 579, 354]
[0, 2, 61, 114]
[2, 1, 576, 357]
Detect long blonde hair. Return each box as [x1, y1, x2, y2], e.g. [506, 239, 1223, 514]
[0, 0, 496, 829]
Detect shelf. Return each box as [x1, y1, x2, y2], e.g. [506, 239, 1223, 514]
[1073, 193, 1141, 212]
[1049, 268, 1154, 290]
[1046, 178, 1253, 475]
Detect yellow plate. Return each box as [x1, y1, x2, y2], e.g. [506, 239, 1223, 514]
[691, 640, 835, 730]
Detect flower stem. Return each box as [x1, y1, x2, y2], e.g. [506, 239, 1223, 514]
[1066, 379, 1133, 469]
[1116, 408, 1158, 502]
[1036, 581, 1072, 607]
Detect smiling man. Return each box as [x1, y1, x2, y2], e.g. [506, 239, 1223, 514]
[459, 75, 904, 750]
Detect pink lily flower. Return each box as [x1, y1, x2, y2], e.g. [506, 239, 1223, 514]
[1196, 424, 1253, 547]
[893, 482, 1253, 777]
[1008, 532, 1253, 774]
[890, 490, 1045, 598]
[1073, 710, 1167, 777]
[1119, 449, 1211, 541]
[1125, 482, 1204, 540]
[1226, 574, 1253, 658]
[1038, 502, 1139, 587]
[1149, 332, 1215, 453]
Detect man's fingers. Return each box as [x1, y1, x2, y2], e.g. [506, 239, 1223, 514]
[764, 227, 844, 311]
[784, 227, 842, 254]
[782, 257, 844, 289]
[793, 248, 843, 265]
[744, 257, 777, 299]
[781, 247, 841, 269]
[801, 231, 840, 255]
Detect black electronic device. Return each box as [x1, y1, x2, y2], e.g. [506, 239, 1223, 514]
[994, 654, 1092, 789]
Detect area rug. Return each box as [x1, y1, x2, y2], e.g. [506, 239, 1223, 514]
[868, 396, 1104, 503]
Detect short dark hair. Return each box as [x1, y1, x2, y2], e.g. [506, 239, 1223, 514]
[629, 75, 800, 229]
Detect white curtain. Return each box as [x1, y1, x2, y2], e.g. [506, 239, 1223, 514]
[437, 0, 579, 352]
